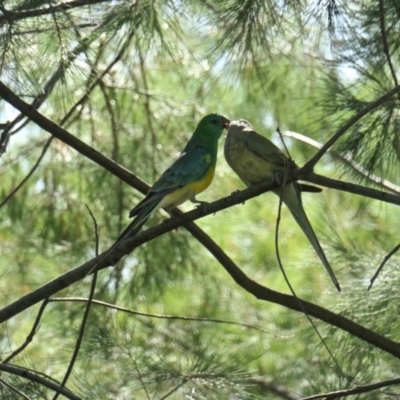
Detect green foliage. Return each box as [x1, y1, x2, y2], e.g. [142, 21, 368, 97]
[1, 0, 400, 398]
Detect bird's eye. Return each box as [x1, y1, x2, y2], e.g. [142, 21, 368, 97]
[211, 119, 218, 124]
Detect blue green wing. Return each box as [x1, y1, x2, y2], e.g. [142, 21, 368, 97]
[117, 145, 211, 240]
[129, 145, 211, 217]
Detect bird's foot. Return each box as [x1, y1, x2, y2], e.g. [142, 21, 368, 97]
[191, 199, 209, 208]
[193, 200, 208, 205]
[193, 200, 210, 214]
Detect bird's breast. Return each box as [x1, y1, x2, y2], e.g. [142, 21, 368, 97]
[158, 166, 215, 210]
[225, 132, 274, 186]
[185, 165, 215, 195]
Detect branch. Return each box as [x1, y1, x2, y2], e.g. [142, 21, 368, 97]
[0, 377, 31, 400]
[304, 84, 400, 169]
[368, 242, 400, 290]
[378, 0, 400, 95]
[0, 0, 109, 24]
[1, 178, 400, 359]
[3, 168, 400, 325]
[303, 172, 400, 205]
[302, 376, 400, 399]
[0, 364, 79, 400]
[2, 79, 400, 290]
[1, 299, 50, 363]
[53, 207, 99, 400]
[281, 130, 400, 194]
[0, 79, 148, 193]
[247, 377, 300, 400]
[49, 297, 279, 336]
[0, 137, 53, 209]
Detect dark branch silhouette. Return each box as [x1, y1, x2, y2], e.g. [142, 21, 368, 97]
[0, 0, 109, 24]
[369, 242, 400, 290]
[0, 137, 53, 209]
[302, 376, 400, 399]
[0, 363, 79, 400]
[282, 130, 400, 194]
[1, 298, 50, 364]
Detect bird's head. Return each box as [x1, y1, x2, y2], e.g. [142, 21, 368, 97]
[226, 119, 254, 134]
[196, 113, 230, 140]
[235, 119, 252, 129]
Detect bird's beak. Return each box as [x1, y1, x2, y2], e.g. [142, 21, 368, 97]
[222, 117, 230, 130]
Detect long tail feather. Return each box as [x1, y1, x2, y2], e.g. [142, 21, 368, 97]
[117, 200, 160, 241]
[89, 199, 160, 275]
[278, 184, 341, 291]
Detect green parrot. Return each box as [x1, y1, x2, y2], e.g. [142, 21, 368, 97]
[118, 113, 230, 241]
[224, 119, 340, 292]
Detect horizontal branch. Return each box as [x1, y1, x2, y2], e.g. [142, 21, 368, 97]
[282, 130, 400, 194]
[303, 172, 400, 206]
[50, 297, 276, 335]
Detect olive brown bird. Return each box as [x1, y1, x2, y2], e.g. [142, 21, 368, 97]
[224, 119, 340, 291]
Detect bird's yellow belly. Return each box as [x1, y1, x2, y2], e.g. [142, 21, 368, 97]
[185, 165, 215, 194]
[159, 167, 215, 210]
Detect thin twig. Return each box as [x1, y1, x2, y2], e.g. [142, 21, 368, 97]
[1, 298, 50, 363]
[138, 47, 158, 178]
[59, 27, 135, 129]
[378, 0, 400, 98]
[52, 206, 99, 400]
[158, 379, 188, 400]
[273, 154, 344, 377]
[48, 297, 282, 336]
[247, 376, 300, 400]
[302, 172, 400, 205]
[0, 377, 32, 399]
[0, 137, 53, 209]
[0, 2, 123, 146]
[133, 362, 151, 400]
[368, 242, 400, 290]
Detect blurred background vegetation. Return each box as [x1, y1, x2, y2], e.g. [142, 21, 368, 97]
[1, 0, 400, 398]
